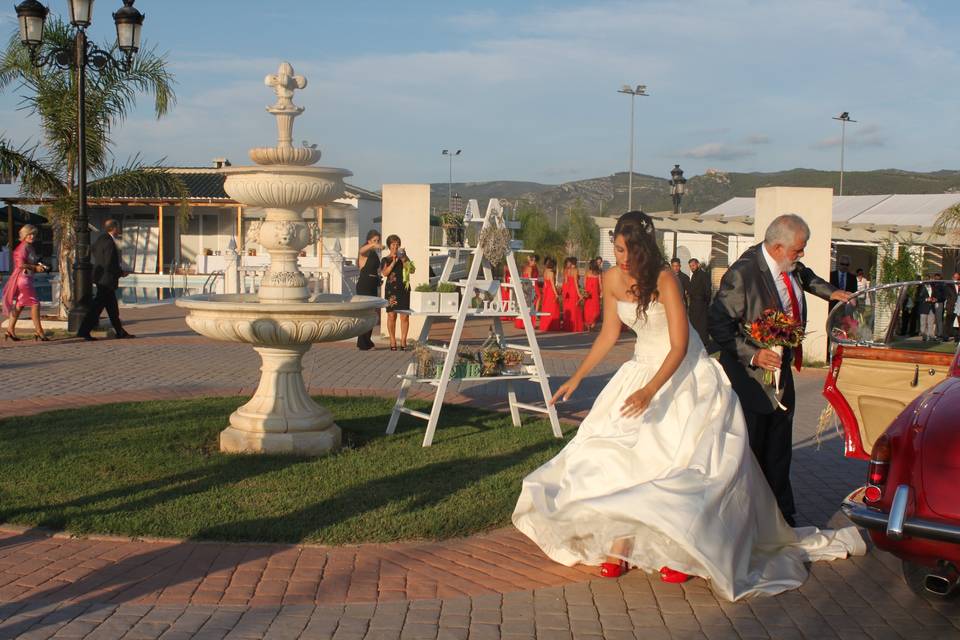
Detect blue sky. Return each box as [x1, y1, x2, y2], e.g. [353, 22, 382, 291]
[3, 0, 960, 191]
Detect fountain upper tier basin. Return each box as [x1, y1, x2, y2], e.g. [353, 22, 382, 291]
[176, 293, 385, 347]
[221, 165, 352, 211]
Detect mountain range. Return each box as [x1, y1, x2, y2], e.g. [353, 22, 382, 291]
[428, 168, 960, 222]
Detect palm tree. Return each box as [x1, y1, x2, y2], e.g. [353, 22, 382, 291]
[0, 17, 187, 315]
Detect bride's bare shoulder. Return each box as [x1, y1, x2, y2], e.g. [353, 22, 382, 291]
[603, 267, 632, 302]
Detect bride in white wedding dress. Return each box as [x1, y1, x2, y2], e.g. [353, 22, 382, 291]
[512, 211, 865, 601]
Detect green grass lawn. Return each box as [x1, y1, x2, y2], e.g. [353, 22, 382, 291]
[0, 397, 572, 545]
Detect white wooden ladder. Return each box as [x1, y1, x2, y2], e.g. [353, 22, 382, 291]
[386, 198, 563, 446]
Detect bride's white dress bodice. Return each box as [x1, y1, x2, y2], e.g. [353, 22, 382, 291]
[617, 299, 705, 366]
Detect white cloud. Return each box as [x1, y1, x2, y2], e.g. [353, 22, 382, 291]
[680, 143, 756, 161]
[813, 124, 887, 150]
[745, 134, 771, 145]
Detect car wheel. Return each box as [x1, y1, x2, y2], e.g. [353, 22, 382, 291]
[902, 560, 960, 600]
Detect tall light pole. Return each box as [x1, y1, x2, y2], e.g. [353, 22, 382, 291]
[832, 111, 856, 196]
[15, 0, 145, 332]
[669, 164, 686, 215]
[617, 84, 648, 212]
[441, 149, 461, 212]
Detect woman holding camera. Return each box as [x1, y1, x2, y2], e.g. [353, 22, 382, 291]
[355, 229, 383, 350]
[381, 234, 414, 350]
[2, 224, 49, 341]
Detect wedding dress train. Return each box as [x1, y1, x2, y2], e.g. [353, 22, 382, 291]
[512, 300, 865, 601]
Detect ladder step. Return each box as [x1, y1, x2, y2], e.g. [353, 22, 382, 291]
[513, 402, 552, 415]
[502, 343, 533, 353]
[426, 344, 449, 353]
[398, 406, 431, 420]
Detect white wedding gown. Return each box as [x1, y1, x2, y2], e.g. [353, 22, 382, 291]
[513, 300, 865, 601]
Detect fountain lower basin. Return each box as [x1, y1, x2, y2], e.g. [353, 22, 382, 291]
[177, 293, 386, 455]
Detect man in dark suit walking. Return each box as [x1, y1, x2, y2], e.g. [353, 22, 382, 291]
[77, 219, 134, 341]
[687, 257, 711, 347]
[709, 214, 851, 525]
[670, 258, 690, 308]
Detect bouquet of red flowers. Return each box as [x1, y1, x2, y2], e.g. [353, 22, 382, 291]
[745, 308, 805, 388]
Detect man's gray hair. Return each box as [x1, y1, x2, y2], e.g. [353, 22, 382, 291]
[763, 214, 810, 247]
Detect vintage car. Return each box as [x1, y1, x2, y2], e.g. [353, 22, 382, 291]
[823, 280, 960, 599]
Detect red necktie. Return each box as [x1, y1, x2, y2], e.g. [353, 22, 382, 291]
[780, 271, 803, 372]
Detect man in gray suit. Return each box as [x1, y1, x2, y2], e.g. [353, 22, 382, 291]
[708, 214, 851, 526]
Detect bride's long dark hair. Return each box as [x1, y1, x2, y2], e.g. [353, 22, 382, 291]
[613, 211, 667, 320]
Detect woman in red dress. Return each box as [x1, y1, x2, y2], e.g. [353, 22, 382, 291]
[538, 257, 561, 332]
[515, 254, 541, 330]
[583, 256, 603, 331]
[561, 256, 585, 332]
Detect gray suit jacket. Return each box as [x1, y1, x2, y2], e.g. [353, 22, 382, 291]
[708, 243, 835, 414]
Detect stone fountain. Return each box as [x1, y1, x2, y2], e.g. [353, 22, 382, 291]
[176, 62, 385, 456]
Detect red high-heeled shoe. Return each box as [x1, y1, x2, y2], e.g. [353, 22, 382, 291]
[600, 561, 626, 578]
[659, 567, 692, 583]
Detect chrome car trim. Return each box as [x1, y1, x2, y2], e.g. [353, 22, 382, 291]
[842, 487, 960, 544]
[887, 485, 910, 540]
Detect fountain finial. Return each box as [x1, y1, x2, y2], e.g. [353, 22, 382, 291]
[249, 62, 320, 165]
[265, 62, 306, 114]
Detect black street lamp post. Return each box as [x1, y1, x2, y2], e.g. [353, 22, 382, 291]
[668, 164, 687, 260]
[669, 164, 686, 215]
[14, 0, 144, 332]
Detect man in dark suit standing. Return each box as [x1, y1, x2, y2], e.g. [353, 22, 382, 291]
[77, 219, 134, 341]
[670, 258, 690, 308]
[943, 271, 960, 342]
[687, 257, 711, 346]
[915, 276, 945, 342]
[828, 254, 857, 312]
[709, 214, 850, 526]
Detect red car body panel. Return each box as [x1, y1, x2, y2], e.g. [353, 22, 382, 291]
[920, 377, 960, 520]
[828, 344, 960, 569]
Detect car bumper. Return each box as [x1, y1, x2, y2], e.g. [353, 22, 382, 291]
[842, 485, 960, 544]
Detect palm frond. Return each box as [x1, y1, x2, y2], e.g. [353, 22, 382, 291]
[934, 204, 960, 236]
[89, 158, 191, 221]
[0, 136, 66, 198]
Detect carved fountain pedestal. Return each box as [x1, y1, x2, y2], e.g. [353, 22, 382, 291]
[177, 62, 385, 456]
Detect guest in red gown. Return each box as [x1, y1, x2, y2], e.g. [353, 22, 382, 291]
[515, 254, 541, 330]
[500, 267, 513, 320]
[538, 257, 561, 332]
[561, 256, 585, 332]
[583, 256, 603, 331]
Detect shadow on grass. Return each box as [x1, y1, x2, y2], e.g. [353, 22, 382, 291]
[0, 398, 564, 545]
[193, 439, 549, 543]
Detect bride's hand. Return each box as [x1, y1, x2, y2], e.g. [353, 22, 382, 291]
[621, 385, 655, 417]
[550, 379, 579, 404]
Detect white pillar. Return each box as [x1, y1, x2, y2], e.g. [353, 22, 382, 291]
[381, 185, 432, 337]
[754, 187, 833, 362]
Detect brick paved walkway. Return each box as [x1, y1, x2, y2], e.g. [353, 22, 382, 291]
[1, 306, 959, 639]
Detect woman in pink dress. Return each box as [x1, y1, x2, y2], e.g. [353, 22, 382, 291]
[561, 256, 585, 332]
[583, 257, 603, 331]
[538, 257, 561, 332]
[2, 224, 49, 341]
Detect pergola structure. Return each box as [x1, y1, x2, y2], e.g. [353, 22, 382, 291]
[2, 167, 381, 274]
[593, 193, 960, 281]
